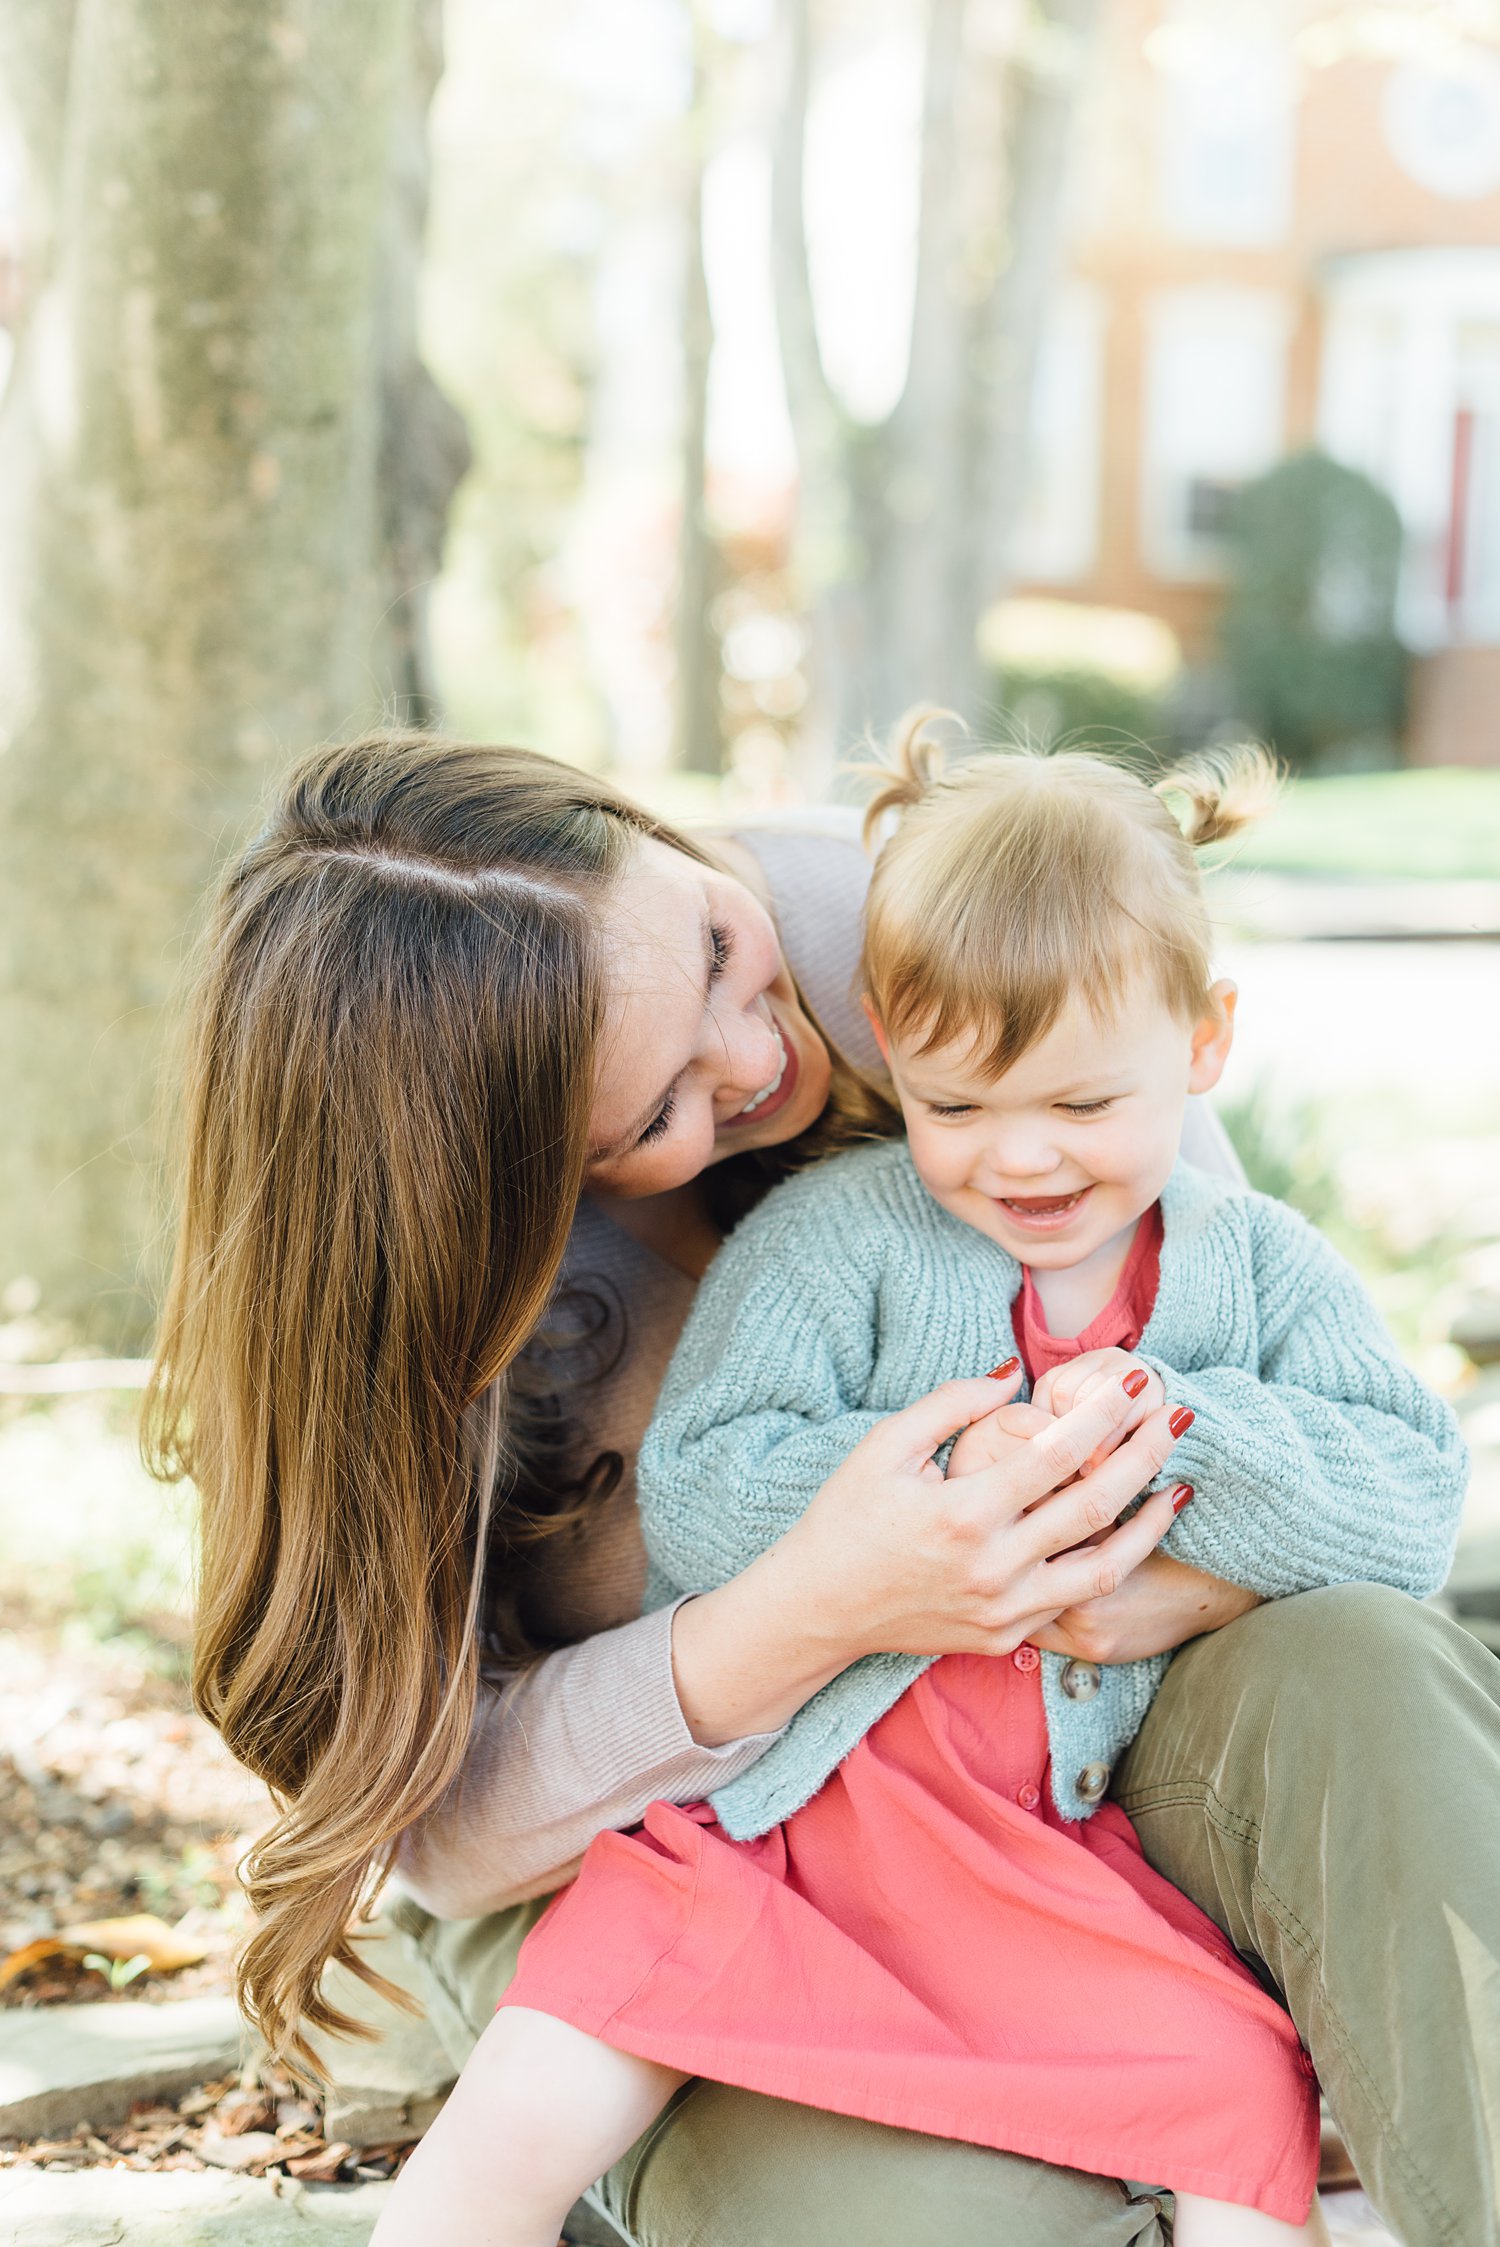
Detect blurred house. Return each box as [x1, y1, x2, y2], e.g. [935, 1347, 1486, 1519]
[1012, 0, 1500, 766]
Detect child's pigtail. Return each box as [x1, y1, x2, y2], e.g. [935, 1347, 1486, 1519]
[1153, 743, 1281, 849]
[854, 707, 961, 847]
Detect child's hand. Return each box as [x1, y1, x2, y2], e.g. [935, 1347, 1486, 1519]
[1033, 1351, 1165, 1470]
[947, 1398, 1055, 1479]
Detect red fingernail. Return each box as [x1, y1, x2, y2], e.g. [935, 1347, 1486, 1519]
[988, 1356, 1021, 1380]
[1122, 1369, 1149, 1398]
[1169, 1407, 1195, 1438]
[1171, 1483, 1194, 1513]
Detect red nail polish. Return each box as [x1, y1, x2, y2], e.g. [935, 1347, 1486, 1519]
[1122, 1368, 1149, 1398]
[988, 1356, 1021, 1380]
[1171, 1483, 1194, 1514]
[1169, 1407, 1195, 1438]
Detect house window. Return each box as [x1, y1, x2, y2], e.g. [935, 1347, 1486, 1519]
[1142, 288, 1291, 580]
[1151, 9, 1295, 246]
[1013, 284, 1106, 584]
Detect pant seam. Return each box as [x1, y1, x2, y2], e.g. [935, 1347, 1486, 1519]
[1128, 1775, 1468, 2247]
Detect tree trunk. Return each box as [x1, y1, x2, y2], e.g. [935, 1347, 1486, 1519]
[0, 0, 412, 1346]
[675, 25, 723, 776]
[375, 0, 472, 726]
[770, 0, 1099, 761]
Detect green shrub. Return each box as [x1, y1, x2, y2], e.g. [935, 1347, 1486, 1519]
[1218, 449, 1408, 770]
[987, 665, 1169, 755]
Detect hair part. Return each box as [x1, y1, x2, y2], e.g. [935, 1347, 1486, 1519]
[858, 711, 1278, 1080]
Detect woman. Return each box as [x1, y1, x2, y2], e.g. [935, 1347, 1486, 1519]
[150, 732, 1499, 2247]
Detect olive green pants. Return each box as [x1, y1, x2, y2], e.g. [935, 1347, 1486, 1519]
[390, 1586, 1500, 2245]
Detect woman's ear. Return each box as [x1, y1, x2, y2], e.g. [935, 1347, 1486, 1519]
[1188, 979, 1237, 1095]
[861, 996, 892, 1067]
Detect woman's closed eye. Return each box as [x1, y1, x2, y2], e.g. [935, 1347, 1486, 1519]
[637, 1089, 677, 1147]
[634, 924, 734, 1148]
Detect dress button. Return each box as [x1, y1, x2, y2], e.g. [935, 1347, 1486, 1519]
[1016, 1780, 1041, 1812]
[1075, 1761, 1111, 1803]
[1060, 1658, 1102, 1701]
[1012, 1644, 1040, 1673]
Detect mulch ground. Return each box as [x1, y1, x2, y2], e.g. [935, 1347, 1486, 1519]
[0, 1598, 266, 2012]
[0, 1598, 414, 2185]
[0, 2061, 414, 2187]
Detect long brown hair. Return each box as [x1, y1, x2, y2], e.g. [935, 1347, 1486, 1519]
[144, 732, 886, 2073]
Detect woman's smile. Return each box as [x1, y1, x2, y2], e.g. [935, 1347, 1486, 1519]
[720, 1014, 798, 1131]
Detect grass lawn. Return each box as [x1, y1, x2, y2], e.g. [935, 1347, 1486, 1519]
[1232, 766, 1500, 881]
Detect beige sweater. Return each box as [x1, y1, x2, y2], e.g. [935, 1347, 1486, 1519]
[395, 820, 1242, 1918]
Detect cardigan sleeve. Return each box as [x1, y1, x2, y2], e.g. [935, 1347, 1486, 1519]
[638, 1197, 890, 1596]
[1144, 1203, 1467, 1601]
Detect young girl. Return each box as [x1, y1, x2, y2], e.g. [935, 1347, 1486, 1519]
[373, 734, 1464, 2246]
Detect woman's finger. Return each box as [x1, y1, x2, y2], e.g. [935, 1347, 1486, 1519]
[1029, 1485, 1180, 1610]
[1011, 1402, 1187, 1559]
[868, 1366, 1025, 1469]
[978, 1369, 1162, 1506]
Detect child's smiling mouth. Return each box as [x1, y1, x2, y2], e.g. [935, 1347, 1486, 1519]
[994, 1186, 1094, 1231]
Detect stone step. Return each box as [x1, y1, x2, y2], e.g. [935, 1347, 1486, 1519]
[0, 2167, 389, 2244]
[0, 1998, 245, 2140]
[301, 1927, 456, 2149]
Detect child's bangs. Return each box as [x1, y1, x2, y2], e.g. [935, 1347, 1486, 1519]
[869, 867, 1155, 1083]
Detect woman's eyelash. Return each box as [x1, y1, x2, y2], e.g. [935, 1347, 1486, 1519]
[637, 1089, 677, 1146]
[634, 926, 730, 1152]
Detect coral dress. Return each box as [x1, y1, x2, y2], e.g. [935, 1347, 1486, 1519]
[502, 1209, 1320, 2221]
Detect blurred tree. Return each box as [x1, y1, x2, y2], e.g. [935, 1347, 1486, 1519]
[378, 0, 475, 724]
[675, 3, 726, 776]
[1219, 449, 1409, 771]
[770, 0, 1100, 769]
[0, 0, 466, 1346]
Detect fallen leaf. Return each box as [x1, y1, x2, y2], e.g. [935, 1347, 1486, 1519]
[198, 2127, 280, 2172]
[275, 2098, 321, 2136]
[0, 1937, 85, 1991]
[285, 2141, 351, 2182]
[213, 2090, 274, 2138]
[269, 2131, 323, 2162]
[58, 1913, 208, 1973]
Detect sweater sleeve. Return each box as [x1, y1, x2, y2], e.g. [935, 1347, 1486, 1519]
[639, 1194, 889, 1596]
[1144, 1202, 1467, 1601]
[392, 1602, 785, 1916]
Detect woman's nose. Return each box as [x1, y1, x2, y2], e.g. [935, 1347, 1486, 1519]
[715, 1002, 781, 1100]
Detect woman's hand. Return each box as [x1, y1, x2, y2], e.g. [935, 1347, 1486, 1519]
[671, 1367, 1197, 1745]
[670, 1366, 1191, 1745]
[1029, 1550, 1261, 1664]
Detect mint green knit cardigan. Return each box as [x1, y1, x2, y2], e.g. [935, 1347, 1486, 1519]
[638, 1139, 1467, 1837]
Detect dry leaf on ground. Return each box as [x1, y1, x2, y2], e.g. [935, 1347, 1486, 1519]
[57, 1913, 208, 1972]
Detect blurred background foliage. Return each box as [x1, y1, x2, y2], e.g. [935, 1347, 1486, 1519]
[0, 0, 1497, 1375]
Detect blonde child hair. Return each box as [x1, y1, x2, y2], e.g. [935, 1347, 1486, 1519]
[858, 713, 1280, 1077]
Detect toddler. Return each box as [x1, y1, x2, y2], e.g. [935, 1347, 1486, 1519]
[374, 732, 1464, 2246]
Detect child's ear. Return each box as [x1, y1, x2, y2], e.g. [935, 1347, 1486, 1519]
[1188, 980, 1237, 1095]
[861, 996, 892, 1067]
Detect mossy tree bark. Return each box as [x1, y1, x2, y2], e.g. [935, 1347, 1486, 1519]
[0, 0, 454, 1347]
